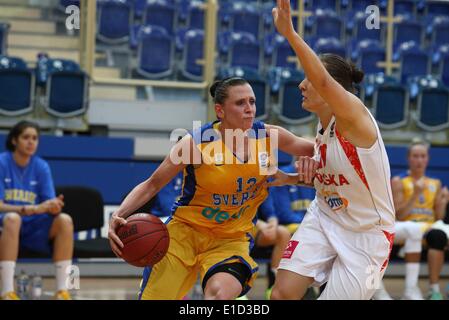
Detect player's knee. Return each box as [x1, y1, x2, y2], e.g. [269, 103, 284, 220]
[204, 279, 229, 300]
[426, 229, 448, 250]
[2, 212, 22, 233]
[55, 213, 74, 233]
[270, 286, 293, 300]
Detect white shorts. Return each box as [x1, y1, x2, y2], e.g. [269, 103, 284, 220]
[278, 201, 394, 300]
[394, 221, 429, 254]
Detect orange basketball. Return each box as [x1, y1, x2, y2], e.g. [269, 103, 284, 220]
[117, 213, 169, 267]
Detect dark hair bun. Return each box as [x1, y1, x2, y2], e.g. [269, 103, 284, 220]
[351, 64, 364, 84]
[209, 80, 221, 98]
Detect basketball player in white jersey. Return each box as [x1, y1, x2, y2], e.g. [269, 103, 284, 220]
[267, 0, 395, 300]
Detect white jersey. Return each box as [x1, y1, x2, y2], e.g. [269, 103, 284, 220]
[313, 112, 395, 233]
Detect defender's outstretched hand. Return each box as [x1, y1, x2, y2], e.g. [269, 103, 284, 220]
[272, 0, 296, 38]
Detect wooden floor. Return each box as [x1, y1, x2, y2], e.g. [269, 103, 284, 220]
[33, 277, 449, 300]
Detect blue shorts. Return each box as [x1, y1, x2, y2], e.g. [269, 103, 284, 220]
[0, 213, 55, 255]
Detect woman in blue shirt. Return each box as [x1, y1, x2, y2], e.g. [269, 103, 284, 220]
[0, 121, 73, 300]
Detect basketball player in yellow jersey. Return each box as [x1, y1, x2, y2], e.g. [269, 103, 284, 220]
[388, 140, 449, 300]
[108, 77, 315, 300]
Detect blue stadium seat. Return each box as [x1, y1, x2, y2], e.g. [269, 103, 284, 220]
[357, 40, 386, 74]
[399, 45, 430, 83]
[278, 69, 314, 124]
[261, 2, 277, 34]
[394, 19, 424, 52]
[97, 0, 133, 44]
[407, 74, 444, 100]
[313, 37, 346, 58]
[361, 72, 399, 100]
[307, 0, 338, 12]
[219, 66, 270, 120]
[264, 33, 297, 69]
[440, 54, 449, 87]
[372, 84, 409, 129]
[425, 0, 449, 18]
[394, 0, 417, 17]
[43, 58, 89, 118]
[353, 13, 384, 44]
[228, 32, 261, 71]
[304, 35, 319, 50]
[229, 3, 262, 39]
[0, 55, 34, 116]
[58, 0, 80, 12]
[180, 29, 204, 81]
[186, 0, 205, 30]
[136, 25, 174, 79]
[267, 66, 284, 93]
[431, 43, 449, 67]
[416, 86, 449, 131]
[36, 55, 81, 86]
[0, 23, 10, 55]
[349, 0, 385, 12]
[132, 0, 146, 19]
[393, 40, 419, 61]
[431, 16, 449, 49]
[311, 10, 343, 40]
[45, 72, 89, 118]
[143, 0, 176, 35]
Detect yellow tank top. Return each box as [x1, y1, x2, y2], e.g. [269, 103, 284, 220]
[172, 120, 272, 238]
[401, 172, 440, 223]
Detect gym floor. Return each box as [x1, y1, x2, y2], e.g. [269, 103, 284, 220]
[35, 276, 449, 300]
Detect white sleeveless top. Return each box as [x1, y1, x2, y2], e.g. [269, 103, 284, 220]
[312, 111, 395, 233]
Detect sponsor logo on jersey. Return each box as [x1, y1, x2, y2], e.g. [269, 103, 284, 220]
[4, 178, 11, 183]
[322, 191, 349, 211]
[214, 153, 224, 166]
[258, 152, 269, 168]
[30, 180, 38, 186]
[315, 173, 350, 186]
[282, 240, 299, 259]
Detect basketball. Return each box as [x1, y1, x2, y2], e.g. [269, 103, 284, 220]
[117, 213, 170, 268]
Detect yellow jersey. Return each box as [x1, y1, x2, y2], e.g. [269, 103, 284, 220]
[172, 120, 272, 238]
[400, 172, 441, 223]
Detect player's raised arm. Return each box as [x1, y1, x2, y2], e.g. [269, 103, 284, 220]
[272, 0, 376, 148]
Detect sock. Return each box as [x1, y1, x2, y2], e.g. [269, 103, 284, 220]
[0, 261, 16, 295]
[55, 260, 71, 291]
[405, 263, 420, 289]
[430, 283, 440, 293]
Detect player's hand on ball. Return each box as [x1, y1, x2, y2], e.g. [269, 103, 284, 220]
[295, 156, 319, 184]
[272, 0, 295, 38]
[108, 214, 127, 257]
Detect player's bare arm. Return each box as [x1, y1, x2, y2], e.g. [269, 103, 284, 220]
[434, 181, 447, 221]
[272, 0, 376, 148]
[392, 176, 422, 220]
[265, 124, 314, 157]
[108, 135, 194, 256]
